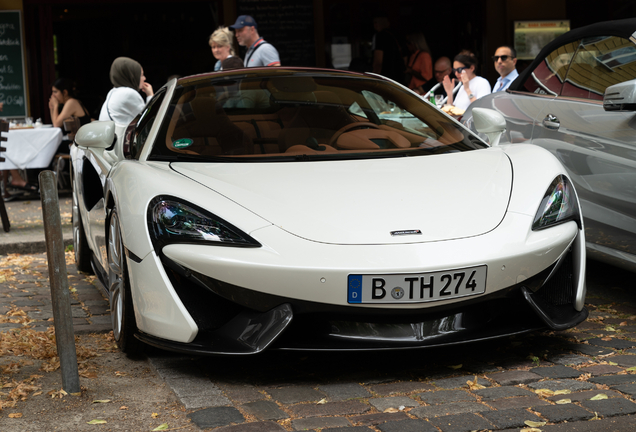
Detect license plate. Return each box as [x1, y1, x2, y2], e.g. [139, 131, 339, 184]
[347, 265, 487, 304]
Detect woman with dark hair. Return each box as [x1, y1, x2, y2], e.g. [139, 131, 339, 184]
[442, 53, 491, 110]
[48, 78, 91, 129]
[99, 57, 154, 125]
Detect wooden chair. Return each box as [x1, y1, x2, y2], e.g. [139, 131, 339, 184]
[53, 116, 80, 191]
[0, 120, 10, 232]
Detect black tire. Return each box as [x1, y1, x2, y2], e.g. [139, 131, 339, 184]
[72, 193, 93, 274]
[107, 208, 143, 355]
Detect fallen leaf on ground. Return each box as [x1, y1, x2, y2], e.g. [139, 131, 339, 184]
[8, 413, 23, 418]
[590, 394, 608, 400]
[152, 412, 159, 418]
[554, 389, 571, 395]
[47, 388, 67, 399]
[577, 373, 592, 381]
[534, 389, 554, 397]
[525, 420, 546, 427]
[467, 376, 486, 390]
[92, 399, 111, 403]
[316, 398, 327, 405]
[556, 399, 571, 404]
[448, 364, 462, 370]
[152, 424, 169, 431]
[383, 407, 399, 413]
[87, 419, 107, 424]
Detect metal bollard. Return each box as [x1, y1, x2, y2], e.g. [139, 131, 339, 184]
[39, 170, 81, 395]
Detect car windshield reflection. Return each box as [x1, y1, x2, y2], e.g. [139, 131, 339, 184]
[148, 72, 486, 162]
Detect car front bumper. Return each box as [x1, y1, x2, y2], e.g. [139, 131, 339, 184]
[132, 220, 587, 355]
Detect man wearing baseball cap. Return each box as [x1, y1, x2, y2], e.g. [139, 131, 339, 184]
[230, 15, 281, 67]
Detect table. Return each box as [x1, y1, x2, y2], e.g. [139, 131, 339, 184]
[0, 126, 63, 170]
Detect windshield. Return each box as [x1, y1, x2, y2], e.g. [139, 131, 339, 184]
[149, 71, 486, 162]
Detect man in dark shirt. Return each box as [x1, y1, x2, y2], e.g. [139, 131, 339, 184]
[372, 15, 407, 85]
[420, 56, 453, 96]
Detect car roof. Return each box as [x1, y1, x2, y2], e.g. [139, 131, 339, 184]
[512, 18, 636, 91]
[175, 67, 373, 86]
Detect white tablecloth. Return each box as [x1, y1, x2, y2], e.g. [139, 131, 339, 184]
[0, 127, 63, 170]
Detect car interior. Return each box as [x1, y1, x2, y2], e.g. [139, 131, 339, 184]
[151, 75, 478, 159]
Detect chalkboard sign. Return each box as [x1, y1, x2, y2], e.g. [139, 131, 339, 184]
[237, 0, 315, 67]
[0, 10, 28, 118]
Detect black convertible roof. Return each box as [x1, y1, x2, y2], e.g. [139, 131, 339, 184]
[512, 18, 636, 90]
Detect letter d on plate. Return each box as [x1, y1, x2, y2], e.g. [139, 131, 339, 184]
[348, 275, 362, 303]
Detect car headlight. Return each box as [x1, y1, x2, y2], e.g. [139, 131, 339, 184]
[148, 196, 261, 249]
[532, 175, 580, 231]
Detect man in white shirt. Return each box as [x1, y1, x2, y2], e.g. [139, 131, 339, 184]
[230, 15, 281, 67]
[492, 46, 519, 92]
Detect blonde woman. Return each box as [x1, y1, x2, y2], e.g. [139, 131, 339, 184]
[209, 26, 242, 71]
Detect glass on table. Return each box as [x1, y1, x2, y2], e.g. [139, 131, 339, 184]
[434, 94, 444, 107]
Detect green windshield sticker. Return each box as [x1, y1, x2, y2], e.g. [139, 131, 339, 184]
[173, 138, 193, 149]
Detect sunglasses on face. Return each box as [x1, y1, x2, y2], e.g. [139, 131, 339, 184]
[492, 55, 512, 62]
[453, 67, 467, 74]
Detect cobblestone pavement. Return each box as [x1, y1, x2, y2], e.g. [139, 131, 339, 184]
[2, 252, 636, 431]
[0, 252, 111, 335]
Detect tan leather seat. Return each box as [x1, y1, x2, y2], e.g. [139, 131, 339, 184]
[169, 88, 253, 156]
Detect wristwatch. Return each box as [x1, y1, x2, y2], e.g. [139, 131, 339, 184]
[468, 93, 475, 99]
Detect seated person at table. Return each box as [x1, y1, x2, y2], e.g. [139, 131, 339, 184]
[420, 56, 453, 97]
[49, 78, 92, 155]
[99, 57, 154, 126]
[442, 53, 491, 110]
[49, 78, 91, 130]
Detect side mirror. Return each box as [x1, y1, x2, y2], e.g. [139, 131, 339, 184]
[603, 79, 636, 112]
[75, 121, 116, 148]
[472, 107, 506, 146]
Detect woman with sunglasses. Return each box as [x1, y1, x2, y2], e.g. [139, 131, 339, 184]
[442, 54, 491, 110]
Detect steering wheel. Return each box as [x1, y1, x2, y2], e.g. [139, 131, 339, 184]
[328, 122, 381, 147]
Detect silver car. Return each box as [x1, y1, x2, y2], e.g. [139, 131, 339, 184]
[464, 18, 636, 273]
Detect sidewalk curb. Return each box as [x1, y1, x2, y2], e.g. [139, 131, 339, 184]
[0, 234, 73, 255]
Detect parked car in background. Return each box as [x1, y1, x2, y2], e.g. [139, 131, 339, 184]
[464, 18, 636, 273]
[71, 67, 586, 356]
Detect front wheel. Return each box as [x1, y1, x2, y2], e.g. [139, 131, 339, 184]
[72, 190, 93, 273]
[108, 208, 143, 355]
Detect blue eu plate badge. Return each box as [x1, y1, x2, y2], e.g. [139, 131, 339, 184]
[348, 275, 362, 303]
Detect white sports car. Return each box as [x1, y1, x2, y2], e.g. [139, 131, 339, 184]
[71, 68, 587, 355]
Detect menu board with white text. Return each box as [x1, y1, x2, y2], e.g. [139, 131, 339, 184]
[0, 10, 27, 118]
[236, 0, 315, 67]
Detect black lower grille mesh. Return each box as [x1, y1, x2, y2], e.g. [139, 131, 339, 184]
[535, 251, 574, 306]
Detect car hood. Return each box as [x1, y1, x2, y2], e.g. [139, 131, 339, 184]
[170, 149, 512, 245]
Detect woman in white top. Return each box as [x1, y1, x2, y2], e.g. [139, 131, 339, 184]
[209, 26, 242, 71]
[99, 57, 154, 125]
[442, 54, 491, 111]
